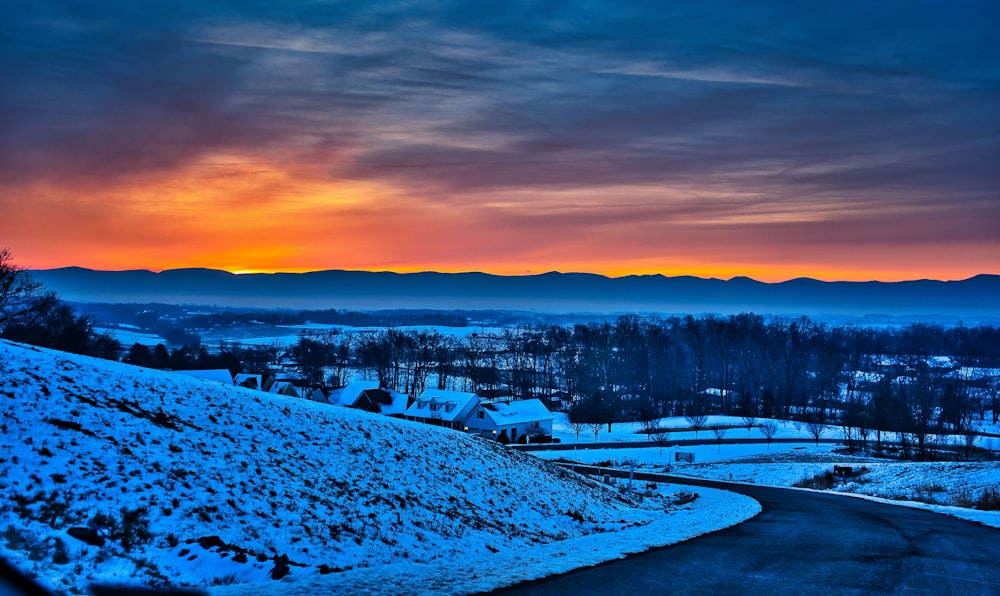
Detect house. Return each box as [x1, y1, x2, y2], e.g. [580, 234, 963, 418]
[268, 380, 300, 398]
[330, 380, 412, 417]
[356, 387, 411, 417]
[173, 369, 234, 386]
[465, 398, 553, 443]
[234, 373, 265, 391]
[404, 389, 480, 430]
[330, 380, 380, 406]
[545, 390, 573, 411]
[309, 387, 334, 404]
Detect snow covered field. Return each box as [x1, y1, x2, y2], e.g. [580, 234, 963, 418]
[536, 416, 1000, 531]
[0, 340, 757, 595]
[95, 326, 165, 347]
[551, 412, 1000, 450]
[198, 324, 511, 348]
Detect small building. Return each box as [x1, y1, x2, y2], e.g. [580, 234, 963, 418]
[330, 380, 412, 417]
[330, 380, 381, 407]
[404, 389, 480, 430]
[268, 380, 300, 398]
[234, 373, 265, 391]
[309, 386, 335, 404]
[465, 398, 554, 443]
[545, 390, 572, 411]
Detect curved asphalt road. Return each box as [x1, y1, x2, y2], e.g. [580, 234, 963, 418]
[492, 468, 1000, 595]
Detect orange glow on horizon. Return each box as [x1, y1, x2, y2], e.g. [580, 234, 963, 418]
[28, 260, 991, 285]
[4, 151, 996, 286]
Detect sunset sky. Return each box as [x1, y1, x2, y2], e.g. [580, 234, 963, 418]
[1, 1, 997, 282]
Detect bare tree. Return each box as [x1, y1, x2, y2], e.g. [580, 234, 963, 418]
[571, 420, 587, 442]
[712, 426, 727, 451]
[0, 248, 43, 330]
[685, 414, 708, 439]
[760, 420, 779, 449]
[652, 422, 670, 455]
[805, 420, 826, 446]
[640, 418, 660, 440]
[741, 416, 757, 437]
[963, 429, 978, 459]
[589, 421, 603, 443]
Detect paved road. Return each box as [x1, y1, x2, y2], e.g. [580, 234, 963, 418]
[492, 468, 1000, 595]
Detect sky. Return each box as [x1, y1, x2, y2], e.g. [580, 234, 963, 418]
[1, 1, 998, 282]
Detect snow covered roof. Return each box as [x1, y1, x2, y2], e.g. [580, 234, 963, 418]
[269, 381, 299, 397]
[379, 389, 411, 416]
[234, 373, 264, 390]
[925, 356, 956, 369]
[173, 369, 234, 385]
[949, 367, 1000, 380]
[406, 389, 480, 423]
[850, 371, 883, 385]
[481, 399, 553, 427]
[331, 380, 381, 407]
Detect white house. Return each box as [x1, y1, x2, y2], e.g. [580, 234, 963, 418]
[330, 380, 380, 407]
[268, 380, 300, 398]
[465, 398, 554, 443]
[404, 389, 480, 430]
[234, 373, 265, 391]
[329, 380, 412, 417]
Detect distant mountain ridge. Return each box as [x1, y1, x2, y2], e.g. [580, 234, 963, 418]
[29, 267, 1000, 318]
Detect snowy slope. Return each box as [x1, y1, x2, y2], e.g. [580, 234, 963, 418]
[0, 340, 757, 594]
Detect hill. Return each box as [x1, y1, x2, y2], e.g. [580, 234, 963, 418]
[0, 340, 756, 594]
[30, 267, 1000, 319]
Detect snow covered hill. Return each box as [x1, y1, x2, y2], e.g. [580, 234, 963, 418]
[0, 339, 757, 594]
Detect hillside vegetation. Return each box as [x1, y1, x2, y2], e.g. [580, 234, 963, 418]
[0, 339, 712, 594]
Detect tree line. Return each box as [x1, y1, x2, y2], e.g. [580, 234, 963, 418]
[221, 314, 1000, 449]
[0, 249, 120, 359]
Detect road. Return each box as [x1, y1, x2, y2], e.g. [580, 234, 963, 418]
[492, 467, 1000, 595]
[513, 437, 842, 451]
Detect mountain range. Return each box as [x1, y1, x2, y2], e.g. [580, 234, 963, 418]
[30, 267, 1000, 319]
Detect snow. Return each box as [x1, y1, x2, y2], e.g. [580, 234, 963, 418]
[534, 442, 826, 467]
[209, 487, 757, 596]
[200, 325, 511, 349]
[0, 339, 757, 595]
[328, 380, 381, 407]
[173, 369, 235, 385]
[536, 429, 1000, 531]
[405, 389, 480, 424]
[480, 399, 553, 426]
[95, 327, 164, 346]
[552, 413, 815, 444]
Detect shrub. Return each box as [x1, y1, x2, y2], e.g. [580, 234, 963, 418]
[49, 537, 69, 564]
[209, 573, 242, 586]
[2, 526, 46, 562]
[793, 471, 836, 490]
[673, 491, 699, 505]
[88, 511, 120, 547]
[119, 507, 152, 552]
[954, 487, 1000, 511]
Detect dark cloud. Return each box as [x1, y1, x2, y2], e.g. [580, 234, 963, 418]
[2, 1, 998, 235]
